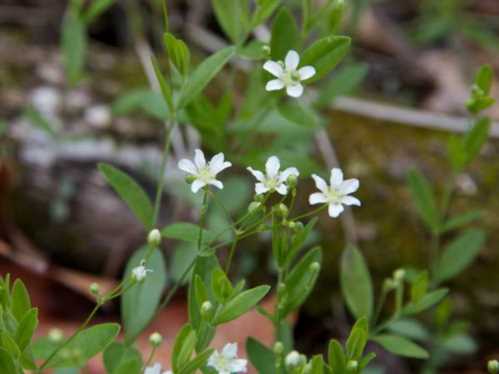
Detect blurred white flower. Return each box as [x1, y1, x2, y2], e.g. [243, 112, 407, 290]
[263, 50, 316, 98]
[30, 86, 61, 116]
[85, 105, 111, 128]
[132, 260, 152, 282]
[144, 363, 171, 374]
[309, 168, 361, 218]
[248, 156, 299, 196]
[285, 351, 301, 367]
[178, 149, 231, 194]
[207, 343, 247, 374]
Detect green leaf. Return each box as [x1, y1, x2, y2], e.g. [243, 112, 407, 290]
[179, 348, 214, 374]
[474, 64, 493, 94]
[11, 279, 31, 321]
[346, 317, 368, 360]
[372, 334, 429, 359]
[463, 117, 490, 164]
[440, 210, 482, 233]
[251, 0, 280, 28]
[301, 35, 351, 81]
[42, 323, 120, 368]
[280, 247, 322, 317]
[212, 0, 248, 43]
[98, 163, 154, 229]
[270, 7, 299, 60]
[434, 229, 486, 284]
[215, 285, 270, 324]
[316, 63, 368, 107]
[112, 89, 169, 120]
[83, 0, 116, 23]
[172, 324, 196, 372]
[328, 339, 346, 373]
[340, 246, 373, 320]
[163, 33, 190, 76]
[407, 169, 440, 232]
[122, 247, 167, 341]
[387, 319, 430, 341]
[161, 222, 216, 244]
[103, 342, 142, 374]
[286, 217, 318, 266]
[151, 56, 174, 113]
[403, 288, 449, 315]
[15, 308, 38, 350]
[246, 338, 276, 374]
[179, 46, 235, 108]
[61, 9, 87, 86]
[0, 348, 17, 374]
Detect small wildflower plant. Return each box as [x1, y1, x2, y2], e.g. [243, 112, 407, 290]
[0, 1, 496, 374]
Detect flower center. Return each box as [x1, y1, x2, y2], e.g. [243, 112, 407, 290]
[197, 166, 214, 182]
[326, 188, 342, 203]
[264, 176, 280, 190]
[215, 356, 230, 370]
[281, 69, 301, 86]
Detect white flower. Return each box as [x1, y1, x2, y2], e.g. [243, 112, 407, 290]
[207, 343, 247, 374]
[263, 50, 316, 98]
[285, 351, 301, 367]
[144, 363, 171, 374]
[309, 168, 361, 218]
[247, 156, 299, 196]
[178, 149, 232, 194]
[132, 260, 153, 282]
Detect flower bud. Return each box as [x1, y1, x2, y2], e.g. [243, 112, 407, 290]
[48, 328, 64, 342]
[248, 201, 261, 213]
[262, 45, 271, 56]
[309, 262, 320, 272]
[383, 278, 396, 291]
[149, 332, 163, 347]
[287, 174, 298, 188]
[394, 269, 406, 283]
[347, 360, 358, 371]
[278, 203, 289, 217]
[287, 221, 297, 230]
[273, 341, 284, 355]
[147, 229, 161, 247]
[89, 282, 100, 295]
[285, 350, 301, 368]
[201, 301, 214, 319]
[489, 360, 499, 374]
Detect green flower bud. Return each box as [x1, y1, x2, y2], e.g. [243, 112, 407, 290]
[383, 278, 396, 291]
[309, 262, 320, 272]
[89, 282, 100, 295]
[201, 301, 214, 319]
[147, 228, 161, 247]
[278, 203, 289, 217]
[262, 45, 271, 56]
[489, 360, 499, 373]
[149, 332, 163, 347]
[185, 175, 196, 184]
[347, 360, 358, 371]
[273, 341, 284, 355]
[394, 269, 406, 283]
[288, 221, 297, 229]
[48, 328, 64, 342]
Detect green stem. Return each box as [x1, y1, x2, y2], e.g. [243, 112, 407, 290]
[152, 120, 178, 226]
[224, 237, 239, 274]
[290, 204, 327, 221]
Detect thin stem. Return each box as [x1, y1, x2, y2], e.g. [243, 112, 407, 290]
[290, 204, 327, 221]
[197, 190, 209, 251]
[152, 120, 178, 226]
[143, 346, 157, 370]
[224, 237, 239, 274]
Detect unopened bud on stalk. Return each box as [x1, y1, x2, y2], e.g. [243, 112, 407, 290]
[147, 229, 161, 247]
[262, 45, 271, 55]
[287, 221, 297, 229]
[347, 360, 358, 371]
[48, 328, 64, 342]
[273, 341, 284, 355]
[278, 203, 289, 217]
[309, 262, 320, 272]
[89, 282, 100, 295]
[285, 350, 301, 368]
[201, 301, 213, 319]
[489, 360, 499, 373]
[149, 332, 163, 347]
[394, 269, 406, 283]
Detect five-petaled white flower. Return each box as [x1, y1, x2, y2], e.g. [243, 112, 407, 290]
[178, 149, 232, 194]
[263, 50, 316, 98]
[144, 362, 171, 374]
[309, 168, 361, 218]
[247, 156, 299, 196]
[207, 343, 247, 374]
[132, 260, 153, 282]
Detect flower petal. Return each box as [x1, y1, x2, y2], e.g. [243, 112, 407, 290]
[311, 174, 328, 193]
[330, 168, 344, 187]
[286, 83, 304, 98]
[275, 183, 288, 195]
[229, 358, 248, 372]
[328, 203, 344, 218]
[265, 156, 280, 177]
[178, 159, 197, 174]
[339, 178, 359, 195]
[222, 343, 238, 359]
[145, 363, 162, 374]
[341, 195, 361, 206]
[263, 60, 283, 77]
[285, 50, 300, 70]
[309, 192, 328, 205]
[265, 79, 285, 91]
[194, 149, 206, 168]
[298, 66, 316, 81]
[208, 179, 224, 190]
[255, 182, 269, 195]
[191, 179, 206, 193]
[247, 167, 265, 182]
[209, 153, 231, 174]
[279, 167, 299, 182]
